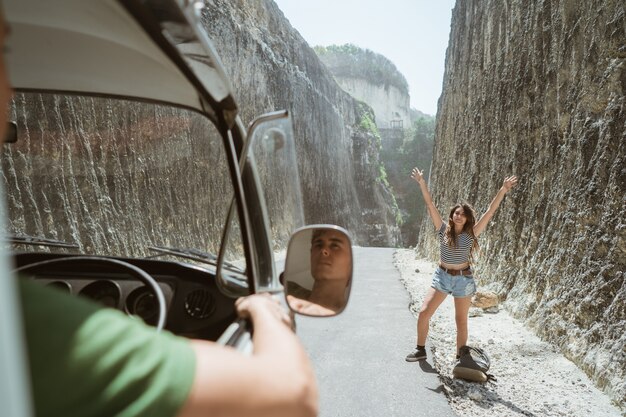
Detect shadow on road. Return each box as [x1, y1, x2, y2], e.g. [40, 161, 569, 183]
[419, 360, 439, 374]
[427, 385, 447, 395]
[438, 373, 538, 417]
[478, 387, 538, 417]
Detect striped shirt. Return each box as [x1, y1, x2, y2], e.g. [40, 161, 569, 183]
[438, 223, 474, 264]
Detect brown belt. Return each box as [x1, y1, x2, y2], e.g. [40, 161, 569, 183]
[439, 265, 472, 276]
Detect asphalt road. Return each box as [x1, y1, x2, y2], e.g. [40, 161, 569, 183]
[296, 247, 456, 417]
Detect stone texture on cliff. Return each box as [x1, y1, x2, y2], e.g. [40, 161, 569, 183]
[417, 0, 625, 407]
[333, 77, 411, 129]
[201, 0, 402, 246]
[315, 46, 412, 130]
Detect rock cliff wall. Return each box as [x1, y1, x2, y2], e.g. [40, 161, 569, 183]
[202, 0, 401, 246]
[313, 46, 436, 247]
[334, 77, 411, 129]
[312, 45, 433, 246]
[417, 0, 625, 406]
[315, 45, 413, 130]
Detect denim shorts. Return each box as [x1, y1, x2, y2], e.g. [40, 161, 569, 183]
[431, 267, 476, 298]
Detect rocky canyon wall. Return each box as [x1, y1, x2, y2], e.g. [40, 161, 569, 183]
[314, 46, 436, 247]
[315, 45, 413, 130]
[327, 77, 411, 129]
[417, 0, 625, 406]
[201, 0, 402, 246]
[335, 77, 411, 129]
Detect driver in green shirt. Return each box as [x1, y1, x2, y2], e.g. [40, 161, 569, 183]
[0, 9, 317, 417]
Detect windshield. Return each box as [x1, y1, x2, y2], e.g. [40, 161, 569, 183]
[2, 93, 244, 271]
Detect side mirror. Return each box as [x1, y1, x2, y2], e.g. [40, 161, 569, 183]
[282, 225, 353, 317]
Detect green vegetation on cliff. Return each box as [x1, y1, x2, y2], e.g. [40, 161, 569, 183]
[354, 102, 381, 145]
[315, 44, 409, 94]
[354, 102, 403, 226]
[381, 115, 435, 246]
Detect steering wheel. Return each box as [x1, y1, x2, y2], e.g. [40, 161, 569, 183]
[13, 256, 167, 332]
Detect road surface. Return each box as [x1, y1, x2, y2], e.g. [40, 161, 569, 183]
[296, 247, 455, 417]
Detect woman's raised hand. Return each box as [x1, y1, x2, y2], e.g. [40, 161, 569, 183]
[410, 168, 424, 185]
[503, 175, 518, 192]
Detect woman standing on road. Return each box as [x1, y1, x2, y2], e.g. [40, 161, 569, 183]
[405, 168, 518, 362]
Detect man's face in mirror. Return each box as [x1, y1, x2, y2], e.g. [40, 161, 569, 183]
[310, 229, 351, 282]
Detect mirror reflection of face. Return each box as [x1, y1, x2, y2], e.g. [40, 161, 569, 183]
[310, 229, 351, 282]
[283, 226, 353, 317]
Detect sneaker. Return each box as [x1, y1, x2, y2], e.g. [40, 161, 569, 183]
[405, 346, 427, 362]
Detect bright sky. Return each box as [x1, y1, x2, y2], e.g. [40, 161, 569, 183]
[273, 0, 456, 116]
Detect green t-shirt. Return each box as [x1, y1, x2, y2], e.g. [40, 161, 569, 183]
[18, 279, 196, 417]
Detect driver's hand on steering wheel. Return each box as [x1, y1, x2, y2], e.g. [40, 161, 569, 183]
[235, 294, 292, 328]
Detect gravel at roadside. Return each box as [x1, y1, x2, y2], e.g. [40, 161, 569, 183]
[394, 249, 624, 417]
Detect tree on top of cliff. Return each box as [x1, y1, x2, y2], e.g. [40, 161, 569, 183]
[314, 44, 409, 94]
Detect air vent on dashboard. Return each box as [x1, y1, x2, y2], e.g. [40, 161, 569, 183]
[184, 288, 214, 319]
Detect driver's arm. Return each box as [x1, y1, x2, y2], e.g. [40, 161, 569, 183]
[19, 280, 317, 417]
[177, 294, 318, 417]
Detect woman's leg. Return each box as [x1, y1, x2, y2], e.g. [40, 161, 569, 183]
[453, 295, 472, 354]
[417, 287, 447, 346]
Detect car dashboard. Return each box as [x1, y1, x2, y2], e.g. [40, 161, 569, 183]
[13, 252, 238, 341]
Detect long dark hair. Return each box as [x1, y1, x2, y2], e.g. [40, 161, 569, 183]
[446, 203, 479, 264]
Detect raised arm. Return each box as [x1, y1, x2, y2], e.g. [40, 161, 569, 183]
[411, 167, 443, 230]
[180, 294, 318, 417]
[473, 175, 518, 236]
